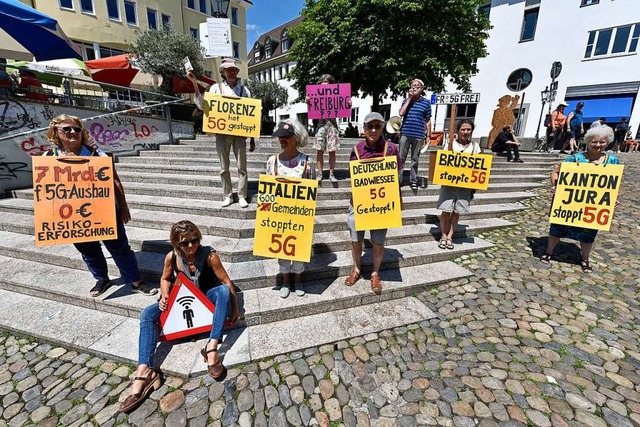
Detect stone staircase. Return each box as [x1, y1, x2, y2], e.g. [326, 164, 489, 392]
[0, 136, 557, 376]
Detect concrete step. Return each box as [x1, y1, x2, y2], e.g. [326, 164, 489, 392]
[10, 189, 536, 218]
[0, 228, 493, 289]
[0, 253, 470, 331]
[0, 286, 440, 376]
[113, 162, 548, 182]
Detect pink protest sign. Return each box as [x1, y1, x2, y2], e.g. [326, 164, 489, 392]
[306, 83, 351, 119]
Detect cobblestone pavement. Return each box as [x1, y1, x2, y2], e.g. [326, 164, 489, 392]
[1, 154, 639, 427]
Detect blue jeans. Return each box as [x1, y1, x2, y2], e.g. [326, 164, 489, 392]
[73, 217, 140, 284]
[398, 135, 424, 184]
[138, 285, 231, 367]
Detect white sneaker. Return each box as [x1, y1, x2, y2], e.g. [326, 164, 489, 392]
[238, 198, 249, 208]
[329, 173, 337, 183]
[221, 197, 233, 207]
[294, 283, 305, 296]
[279, 285, 290, 298]
[317, 173, 323, 181]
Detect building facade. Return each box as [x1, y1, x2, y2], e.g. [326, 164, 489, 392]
[250, 0, 640, 140]
[11, 0, 252, 80]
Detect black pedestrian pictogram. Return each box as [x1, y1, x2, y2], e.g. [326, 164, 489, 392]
[177, 296, 196, 328]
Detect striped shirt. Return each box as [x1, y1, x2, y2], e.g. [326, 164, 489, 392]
[400, 97, 432, 138]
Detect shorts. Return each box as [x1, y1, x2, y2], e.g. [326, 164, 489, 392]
[437, 186, 473, 214]
[313, 123, 340, 152]
[278, 259, 305, 274]
[346, 206, 387, 244]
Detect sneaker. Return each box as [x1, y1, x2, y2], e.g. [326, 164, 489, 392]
[279, 285, 290, 298]
[514, 159, 524, 163]
[221, 197, 233, 207]
[316, 173, 323, 182]
[294, 283, 305, 297]
[329, 173, 337, 183]
[238, 198, 249, 208]
[410, 181, 418, 190]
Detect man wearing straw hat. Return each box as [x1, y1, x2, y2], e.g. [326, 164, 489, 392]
[188, 58, 255, 208]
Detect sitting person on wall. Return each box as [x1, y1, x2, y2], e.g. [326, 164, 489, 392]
[266, 119, 316, 298]
[45, 114, 157, 298]
[491, 125, 523, 163]
[120, 220, 240, 413]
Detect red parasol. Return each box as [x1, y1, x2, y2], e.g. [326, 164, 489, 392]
[85, 54, 138, 87]
[173, 74, 215, 94]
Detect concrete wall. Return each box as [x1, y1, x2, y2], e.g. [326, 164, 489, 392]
[0, 98, 193, 193]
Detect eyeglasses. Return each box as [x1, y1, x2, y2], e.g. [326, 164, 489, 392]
[364, 123, 382, 131]
[178, 237, 200, 247]
[58, 126, 83, 133]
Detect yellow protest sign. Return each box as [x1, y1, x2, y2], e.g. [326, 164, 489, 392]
[203, 93, 261, 138]
[253, 175, 318, 262]
[349, 157, 402, 231]
[32, 156, 117, 247]
[549, 162, 623, 231]
[432, 150, 493, 190]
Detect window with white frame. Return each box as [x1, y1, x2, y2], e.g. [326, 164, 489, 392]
[351, 107, 359, 123]
[520, 0, 540, 42]
[161, 13, 171, 28]
[124, 1, 137, 25]
[281, 30, 290, 52]
[80, 0, 94, 13]
[187, 0, 195, 10]
[254, 42, 261, 63]
[199, 0, 207, 14]
[233, 42, 240, 59]
[59, 0, 73, 10]
[585, 23, 640, 58]
[106, 0, 119, 20]
[478, 2, 490, 19]
[147, 8, 157, 30]
[265, 37, 272, 59]
[231, 7, 238, 25]
[581, 0, 599, 6]
[190, 27, 199, 40]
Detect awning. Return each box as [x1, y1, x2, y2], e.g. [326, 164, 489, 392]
[566, 95, 635, 124]
[173, 74, 215, 94]
[85, 54, 139, 87]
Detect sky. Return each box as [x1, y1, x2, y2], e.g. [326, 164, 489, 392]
[246, 0, 306, 48]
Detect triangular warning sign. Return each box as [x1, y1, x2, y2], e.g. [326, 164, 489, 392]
[158, 272, 217, 342]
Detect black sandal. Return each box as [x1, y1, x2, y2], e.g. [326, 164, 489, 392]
[540, 253, 552, 264]
[131, 281, 158, 296]
[90, 279, 112, 297]
[580, 259, 593, 273]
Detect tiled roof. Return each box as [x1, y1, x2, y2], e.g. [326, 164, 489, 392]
[247, 16, 304, 67]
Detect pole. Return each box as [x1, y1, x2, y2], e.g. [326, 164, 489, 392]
[433, 104, 438, 132]
[535, 100, 546, 141]
[548, 78, 555, 114]
[448, 104, 457, 151]
[515, 92, 526, 135]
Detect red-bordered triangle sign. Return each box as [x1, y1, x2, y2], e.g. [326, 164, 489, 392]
[158, 272, 217, 342]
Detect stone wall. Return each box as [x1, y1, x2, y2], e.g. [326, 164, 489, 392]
[0, 98, 194, 193]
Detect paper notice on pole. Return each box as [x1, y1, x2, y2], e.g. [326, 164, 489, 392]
[183, 57, 193, 73]
[200, 18, 233, 58]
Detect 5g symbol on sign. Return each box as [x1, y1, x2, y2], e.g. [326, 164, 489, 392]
[269, 234, 297, 256]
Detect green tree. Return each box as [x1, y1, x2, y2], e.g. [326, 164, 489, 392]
[288, 0, 491, 110]
[247, 79, 289, 120]
[130, 26, 205, 96]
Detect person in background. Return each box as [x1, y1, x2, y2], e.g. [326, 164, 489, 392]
[344, 112, 401, 295]
[398, 78, 432, 190]
[120, 221, 239, 413]
[266, 119, 315, 298]
[564, 101, 585, 153]
[437, 120, 481, 250]
[549, 102, 569, 153]
[611, 117, 629, 153]
[188, 58, 255, 208]
[590, 117, 606, 129]
[309, 74, 341, 183]
[540, 126, 620, 273]
[491, 125, 523, 163]
[45, 114, 157, 297]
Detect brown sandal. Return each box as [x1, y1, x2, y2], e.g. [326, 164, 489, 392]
[119, 369, 160, 413]
[370, 273, 382, 295]
[201, 344, 226, 380]
[344, 270, 361, 286]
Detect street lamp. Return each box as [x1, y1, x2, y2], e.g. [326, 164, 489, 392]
[535, 85, 550, 141]
[211, 0, 230, 18]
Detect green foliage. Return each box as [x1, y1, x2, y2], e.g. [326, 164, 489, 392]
[248, 79, 289, 119]
[289, 0, 491, 108]
[130, 26, 205, 95]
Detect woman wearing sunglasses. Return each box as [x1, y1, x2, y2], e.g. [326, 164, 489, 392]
[44, 114, 156, 297]
[120, 220, 240, 413]
[344, 112, 401, 295]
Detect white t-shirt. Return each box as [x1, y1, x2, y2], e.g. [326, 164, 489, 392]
[443, 140, 481, 154]
[266, 153, 315, 179]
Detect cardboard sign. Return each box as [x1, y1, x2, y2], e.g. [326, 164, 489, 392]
[549, 162, 623, 231]
[253, 175, 318, 262]
[306, 83, 351, 119]
[349, 157, 402, 231]
[32, 156, 117, 247]
[203, 93, 261, 138]
[432, 150, 493, 190]
[199, 17, 233, 58]
[159, 272, 230, 341]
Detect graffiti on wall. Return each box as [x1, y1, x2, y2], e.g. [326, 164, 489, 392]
[0, 98, 194, 192]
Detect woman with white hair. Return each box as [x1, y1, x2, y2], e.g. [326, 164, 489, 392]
[541, 125, 621, 273]
[267, 118, 316, 298]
